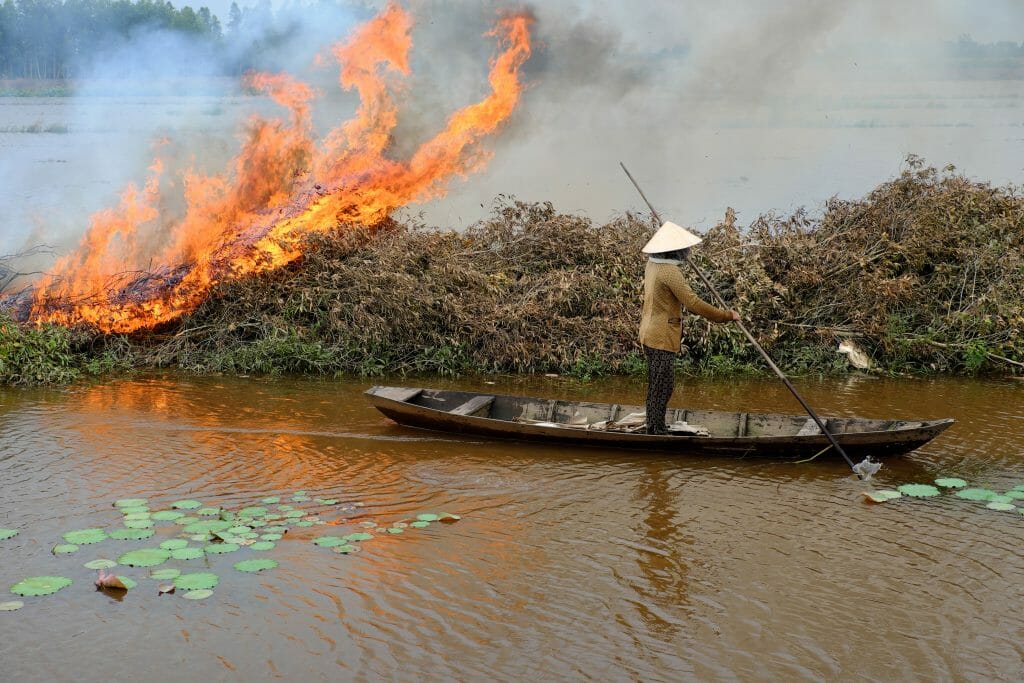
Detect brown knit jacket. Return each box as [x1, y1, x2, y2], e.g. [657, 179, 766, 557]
[638, 260, 733, 353]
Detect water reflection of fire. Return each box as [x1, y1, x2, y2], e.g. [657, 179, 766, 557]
[21, 3, 533, 334]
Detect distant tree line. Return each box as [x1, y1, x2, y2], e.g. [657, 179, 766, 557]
[0, 0, 224, 78]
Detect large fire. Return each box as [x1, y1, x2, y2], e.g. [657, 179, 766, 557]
[21, 3, 533, 333]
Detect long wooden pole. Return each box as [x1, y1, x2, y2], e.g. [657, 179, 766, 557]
[620, 162, 861, 476]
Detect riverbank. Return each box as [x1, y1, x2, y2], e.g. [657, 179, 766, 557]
[2, 160, 1022, 386]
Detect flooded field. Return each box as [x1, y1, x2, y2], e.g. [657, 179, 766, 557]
[1, 373, 1022, 680]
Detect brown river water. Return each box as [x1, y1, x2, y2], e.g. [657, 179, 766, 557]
[1, 372, 1022, 681]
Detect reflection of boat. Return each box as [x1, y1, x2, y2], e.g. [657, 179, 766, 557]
[365, 386, 955, 459]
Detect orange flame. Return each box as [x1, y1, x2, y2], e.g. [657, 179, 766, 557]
[24, 3, 534, 333]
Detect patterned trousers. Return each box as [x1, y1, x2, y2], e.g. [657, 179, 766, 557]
[644, 345, 676, 434]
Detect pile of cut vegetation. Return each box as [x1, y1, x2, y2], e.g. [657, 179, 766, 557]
[1, 158, 1022, 384]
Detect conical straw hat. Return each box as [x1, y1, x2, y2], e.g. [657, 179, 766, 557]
[641, 221, 703, 254]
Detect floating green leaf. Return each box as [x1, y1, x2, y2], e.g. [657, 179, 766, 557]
[0, 600, 24, 611]
[159, 539, 189, 550]
[83, 559, 117, 570]
[250, 541, 275, 551]
[344, 532, 374, 542]
[0, 529, 18, 541]
[416, 513, 440, 522]
[263, 526, 288, 534]
[410, 521, 430, 528]
[956, 488, 999, 501]
[277, 504, 294, 511]
[234, 558, 278, 573]
[987, 502, 1017, 512]
[123, 519, 154, 530]
[62, 528, 107, 545]
[52, 544, 78, 555]
[174, 572, 219, 590]
[150, 568, 181, 580]
[171, 547, 204, 561]
[1004, 490, 1024, 500]
[171, 500, 202, 510]
[239, 507, 267, 517]
[11, 576, 72, 596]
[109, 528, 154, 541]
[332, 544, 359, 554]
[897, 484, 940, 498]
[182, 589, 213, 600]
[118, 548, 170, 567]
[182, 520, 232, 535]
[227, 526, 251, 535]
[260, 533, 283, 542]
[204, 543, 240, 555]
[116, 576, 138, 590]
[151, 510, 185, 522]
[122, 512, 151, 521]
[316, 499, 338, 505]
[862, 490, 902, 503]
[294, 521, 314, 528]
[114, 498, 147, 508]
[990, 495, 1015, 505]
[261, 496, 280, 504]
[935, 478, 968, 489]
[283, 511, 304, 519]
[174, 516, 199, 526]
[118, 506, 149, 515]
[312, 536, 347, 547]
[196, 507, 221, 517]
[386, 528, 404, 534]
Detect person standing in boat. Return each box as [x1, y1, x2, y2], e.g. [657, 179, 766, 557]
[639, 221, 740, 435]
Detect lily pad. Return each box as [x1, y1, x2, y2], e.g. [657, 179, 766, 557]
[83, 559, 118, 570]
[171, 500, 202, 510]
[1004, 490, 1024, 500]
[203, 543, 240, 555]
[387, 527, 404, 534]
[410, 521, 430, 528]
[897, 484, 940, 498]
[250, 541, 275, 551]
[227, 526, 252, 535]
[987, 502, 1017, 512]
[118, 506, 149, 515]
[11, 576, 72, 596]
[122, 512, 151, 521]
[344, 532, 374, 542]
[277, 504, 294, 511]
[283, 511, 304, 519]
[196, 507, 221, 517]
[316, 499, 338, 505]
[116, 576, 138, 590]
[182, 589, 213, 600]
[862, 490, 903, 503]
[262, 526, 288, 534]
[261, 496, 280, 504]
[239, 507, 267, 517]
[150, 568, 181, 580]
[151, 510, 185, 522]
[956, 488, 999, 501]
[332, 544, 359, 554]
[174, 516, 200, 526]
[114, 498, 147, 508]
[63, 528, 107, 545]
[182, 520, 232, 535]
[990, 495, 1015, 505]
[159, 539, 189, 550]
[118, 548, 170, 567]
[260, 533, 283, 542]
[233, 558, 278, 573]
[109, 528, 155, 541]
[416, 513, 441, 522]
[0, 600, 24, 611]
[294, 521, 314, 528]
[174, 572, 219, 590]
[123, 519, 154, 530]
[0, 529, 18, 541]
[52, 544, 79, 555]
[935, 477, 968, 489]
[312, 536, 347, 547]
[171, 547, 205, 561]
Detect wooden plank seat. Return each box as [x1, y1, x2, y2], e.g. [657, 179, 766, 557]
[450, 395, 495, 417]
[374, 387, 423, 403]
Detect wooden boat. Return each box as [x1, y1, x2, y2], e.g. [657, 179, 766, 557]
[365, 385, 954, 459]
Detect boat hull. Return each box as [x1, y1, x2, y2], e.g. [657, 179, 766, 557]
[365, 386, 955, 459]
